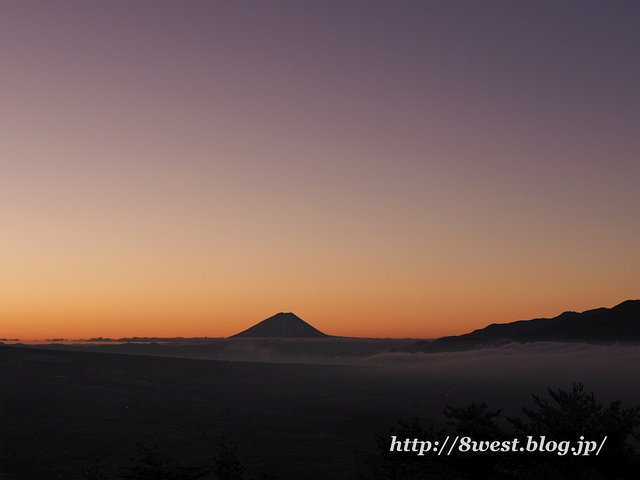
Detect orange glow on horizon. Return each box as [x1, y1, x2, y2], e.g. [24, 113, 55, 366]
[3, 290, 636, 342]
[1, 3, 638, 343]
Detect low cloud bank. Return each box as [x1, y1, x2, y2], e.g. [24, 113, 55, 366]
[28, 338, 640, 409]
[214, 340, 640, 408]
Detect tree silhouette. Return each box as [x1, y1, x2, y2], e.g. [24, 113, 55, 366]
[359, 416, 458, 479]
[508, 383, 640, 479]
[212, 436, 247, 480]
[81, 458, 111, 480]
[254, 461, 281, 480]
[362, 384, 640, 480]
[444, 402, 503, 439]
[444, 402, 507, 478]
[121, 443, 206, 480]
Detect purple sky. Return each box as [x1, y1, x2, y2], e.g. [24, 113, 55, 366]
[1, 1, 639, 339]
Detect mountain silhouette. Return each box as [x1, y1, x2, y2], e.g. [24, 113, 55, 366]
[231, 313, 329, 338]
[405, 299, 640, 353]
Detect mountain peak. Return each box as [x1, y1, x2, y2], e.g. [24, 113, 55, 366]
[231, 313, 329, 338]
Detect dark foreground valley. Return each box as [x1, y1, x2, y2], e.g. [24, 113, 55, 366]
[1, 343, 639, 479]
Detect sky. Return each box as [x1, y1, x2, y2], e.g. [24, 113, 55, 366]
[1, 1, 639, 340]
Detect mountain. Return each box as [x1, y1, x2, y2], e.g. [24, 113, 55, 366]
[404, 300, 640, 353]
[513, 300, 640, 343]
[231, 312, 329, 338]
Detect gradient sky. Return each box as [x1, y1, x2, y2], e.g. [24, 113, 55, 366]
[1, 1, 639, 340]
